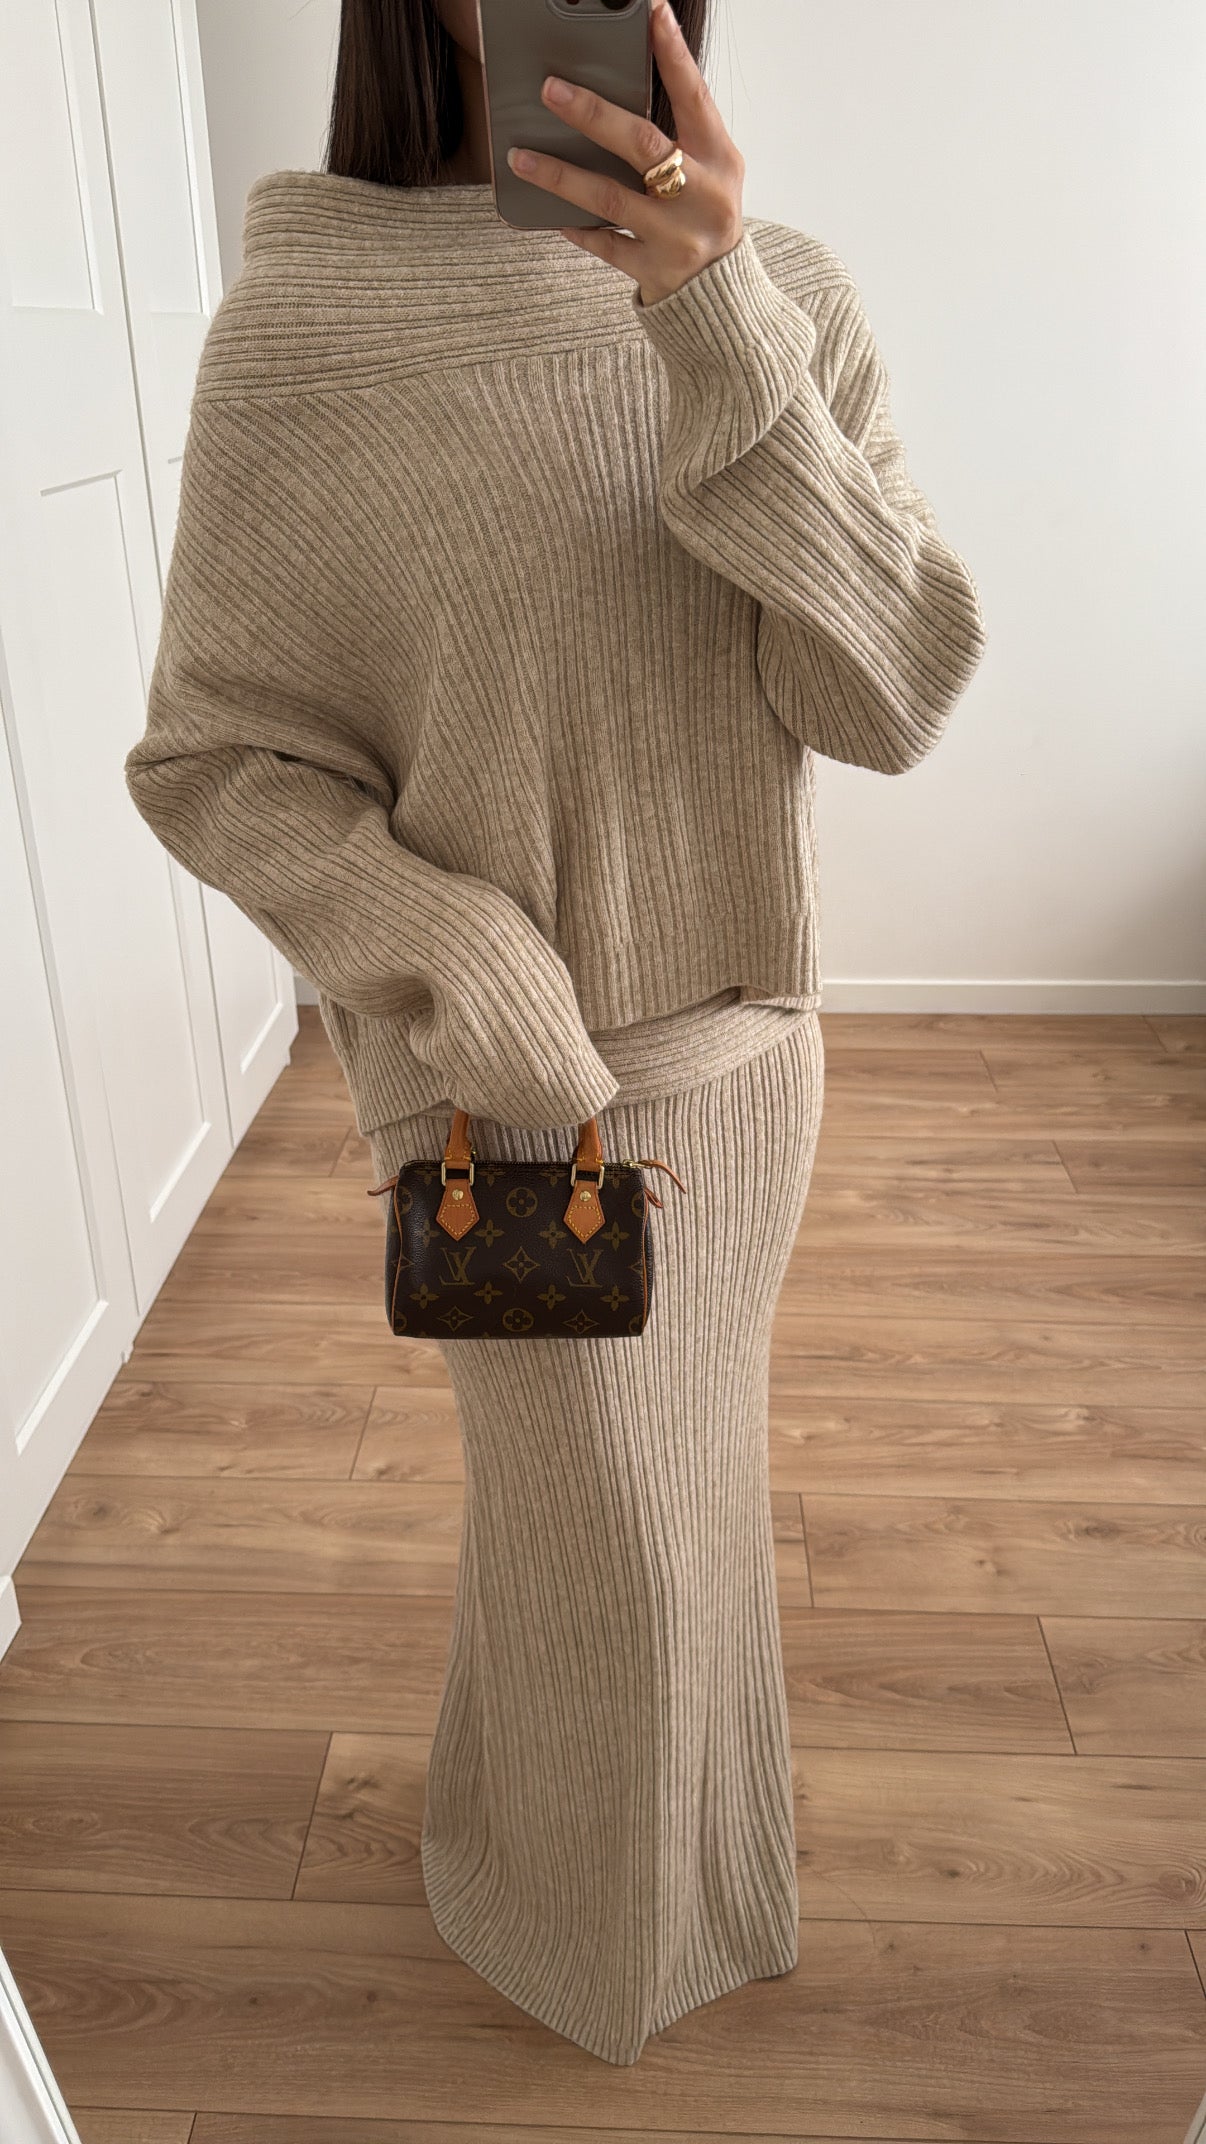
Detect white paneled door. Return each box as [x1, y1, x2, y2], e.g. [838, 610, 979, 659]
[91, 0, 299, 1141]
[0, 0, 296, 1586]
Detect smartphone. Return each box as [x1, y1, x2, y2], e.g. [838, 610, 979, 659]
[476, 0, 653, 233]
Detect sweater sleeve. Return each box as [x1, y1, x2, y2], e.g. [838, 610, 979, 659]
[632, 227, 988, 776]
[124, 399, 618, 1134]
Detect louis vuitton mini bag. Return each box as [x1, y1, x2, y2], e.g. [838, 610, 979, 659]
[366, 1108, 686, 1340]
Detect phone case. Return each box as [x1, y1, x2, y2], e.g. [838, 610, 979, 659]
[476, 0, 653, 232]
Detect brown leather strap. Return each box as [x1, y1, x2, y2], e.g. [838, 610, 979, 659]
[441, 1111, 602, 1170]
[436, 1107, 479, 1236]
[573, 1117, 603, 1174]
[436, 1111, 608, 1241]
[633, 1154, 688, 1192]
[564, 1116, 605, 1241]
[443, 1108, 474, 1172]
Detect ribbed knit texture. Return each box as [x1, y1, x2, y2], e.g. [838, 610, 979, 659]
[384, 982, 808, 1128]
[124, 170, 986, 1137]
[368, 1007, 825, 2065]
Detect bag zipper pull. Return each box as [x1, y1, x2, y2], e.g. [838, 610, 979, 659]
[621, 1155, 688, 1196]
[366, 1174, 398, 1197]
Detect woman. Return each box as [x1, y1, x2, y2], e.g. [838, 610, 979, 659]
[124, 0, 986, 2067]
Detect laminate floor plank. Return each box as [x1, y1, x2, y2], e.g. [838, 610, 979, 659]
[1041, 1618, 1206, 1755]
[334, 1127, 376, 1174]
[818, 1013, 1164, 1053]
[808, 1046, 1000, 1099]
[808, 1135, 1071, 1184]
[7, 1893, 1202, 2142]
[294, 1732, 427, 1906]
[780, 1251, 1205, 1322]
[187, 1176, 383, 1231]
[219, 1109, 353, 1177]
[118, 1300, 444, 1386]
[352, 1390, 463, 1485]
[978, 1045, 1206, 1095]
[802, 1494, 1206, 1617]
[71, 2115, 195, 2144]
[158, 1234, 381, 1305]
[768, 1398, 1206, 1502]
[17, 1477, 464, 1595]
[768, 1312, 1205, 1405]
[1054, 1140, 1206, 1192]
[0, 1589, 450, 1732]
[1147, 1017, 1206, 1064]
[790, 1183, 1206, 1250]
[788, 1747, 1206, 1924]
[242, 1085, 354, 1130]
[0, 1722, 326, 1895]
[779, 1608, 1070, 1752]
[67, 1381, 374, 1480]
[817, 1093, 1205, 1138]
[806, 1132, 1204, 1195]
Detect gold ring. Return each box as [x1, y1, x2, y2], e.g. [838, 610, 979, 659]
[643, 145, 687, 200]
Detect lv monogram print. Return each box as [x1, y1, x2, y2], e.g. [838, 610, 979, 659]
[384, 1161, 654, 1339]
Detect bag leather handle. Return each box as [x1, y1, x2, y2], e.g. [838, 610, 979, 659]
[442, 1107, 602, 1177]
[365, 1108, 684, 1255]
[437, 1108, 606, 1244]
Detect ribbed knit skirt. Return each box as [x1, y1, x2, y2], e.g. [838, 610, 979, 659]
[367, 1008, 825, 2065]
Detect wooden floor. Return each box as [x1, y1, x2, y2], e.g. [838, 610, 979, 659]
[2, 1008, 1205, 2144]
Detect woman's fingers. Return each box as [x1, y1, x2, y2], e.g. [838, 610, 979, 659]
[507, 142, 668, 235]
[648, 0, 726, 159]
[535, 2, 726, 175]
[540, 70, 676, 182]
[508, 0, 747, 300]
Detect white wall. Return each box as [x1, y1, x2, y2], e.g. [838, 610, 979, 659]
[196, 0, 340, 290]
[195, 0, 1206, 1010]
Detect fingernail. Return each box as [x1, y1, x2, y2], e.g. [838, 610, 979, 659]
[508, 146, 536, 173]
[543, 74, 573, 105]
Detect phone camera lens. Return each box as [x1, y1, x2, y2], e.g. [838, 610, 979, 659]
[600, 0, 632, 11]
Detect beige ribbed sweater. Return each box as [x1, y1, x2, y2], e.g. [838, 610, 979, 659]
[124, 170, 986, 1136]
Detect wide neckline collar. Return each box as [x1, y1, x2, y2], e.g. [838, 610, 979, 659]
[244, 168, 607, 269]
[221, 168, 652, 381]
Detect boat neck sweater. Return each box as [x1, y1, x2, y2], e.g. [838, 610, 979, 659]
[124, 169, 987, 1138]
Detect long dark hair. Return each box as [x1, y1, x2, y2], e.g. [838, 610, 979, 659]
[325, 0, 711, 188]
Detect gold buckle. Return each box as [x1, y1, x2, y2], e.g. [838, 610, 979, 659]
[569, 1159, 605, 1188]
[440, 1149, 475, 1186]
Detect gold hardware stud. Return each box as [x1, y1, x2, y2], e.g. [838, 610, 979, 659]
[451, 1187, 464, 1202]
[579, 1188, 591, 1202]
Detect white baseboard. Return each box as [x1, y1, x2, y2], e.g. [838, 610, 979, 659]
[292, 967, 1205, 1017]
[0, 1953, 81, 2144]
[0, 1577, 19, 1664]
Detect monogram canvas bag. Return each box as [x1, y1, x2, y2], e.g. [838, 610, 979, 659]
[367, 1108, 687, 1339]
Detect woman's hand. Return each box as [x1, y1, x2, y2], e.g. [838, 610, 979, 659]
[505, 0, 746, 306]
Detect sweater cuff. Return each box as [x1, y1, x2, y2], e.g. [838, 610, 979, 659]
[451, 953, 621, 1131]
[632, 226, 818, 414]
[416, 875, 621, 1133]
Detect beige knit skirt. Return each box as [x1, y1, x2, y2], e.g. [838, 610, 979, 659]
[367, 1009, 825, 2065]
